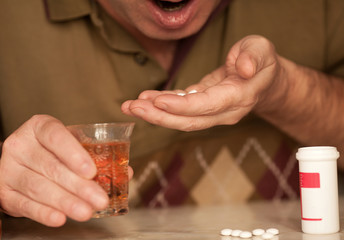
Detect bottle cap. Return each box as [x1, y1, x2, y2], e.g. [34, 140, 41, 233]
[296, 146, 339, 162]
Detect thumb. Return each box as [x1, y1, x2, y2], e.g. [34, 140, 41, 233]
[234, 52, 257, 79]
[226, 35, 276, 79]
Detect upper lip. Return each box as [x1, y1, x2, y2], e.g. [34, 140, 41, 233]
[159, 0, 185, 2]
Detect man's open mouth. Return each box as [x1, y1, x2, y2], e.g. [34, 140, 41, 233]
[153, 0, 191, 12]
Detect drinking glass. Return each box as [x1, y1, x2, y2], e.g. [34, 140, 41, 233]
[68, 122, 134, 218]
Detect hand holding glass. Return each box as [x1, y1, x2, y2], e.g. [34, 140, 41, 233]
[68, 123, 134, 218]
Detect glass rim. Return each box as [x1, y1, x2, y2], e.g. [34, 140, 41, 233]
[67, 122, 135, 129]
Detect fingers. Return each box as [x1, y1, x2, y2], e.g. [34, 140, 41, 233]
[6, 165, 94, 222]
[30, 115, 97, 179]
[2, 189, 67, 227]
[122, 98, 212, 130]
[122, 77, 254, 121]
[128, 166, 134, 180]
[152, 86, 229, 116]
[121, 35, 280, 131]
[0, 115, 111, 226]
[0, 114, 137, 227]
[122, 90, 185, 116]
[122, 68, 232, 117]
[1, 137, 109, 224]
[121, 100, 136, 117]
[20, 140, 109, 210]
[121, 97, 250, 131]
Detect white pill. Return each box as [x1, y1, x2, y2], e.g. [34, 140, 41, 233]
[252, 228, 265, 236]
[176, 92, 186, 96]
[261, 232, 274, 239]
[231, 229, 242, 237]
[188, 89, 198, 94]
[220, 228, 232, 236]
[266, 228, 279, 235]
[239, 231, 252, 238]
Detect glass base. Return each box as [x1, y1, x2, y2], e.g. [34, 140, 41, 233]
[92, 207, 129, 218]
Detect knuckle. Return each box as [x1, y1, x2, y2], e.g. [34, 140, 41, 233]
[30, 114, 62, 134]
[3, 134, 22, 152]
[17, 198, 32, 215]
[42, 162, 63, 183]
[29, 114, 53, 127]
[40, 125, 64, 147]
[19, 175, 43, 199]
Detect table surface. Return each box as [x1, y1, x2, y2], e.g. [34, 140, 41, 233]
[1, 199, 344, 240]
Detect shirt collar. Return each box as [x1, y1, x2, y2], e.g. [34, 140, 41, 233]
[43, 0, 92, 22]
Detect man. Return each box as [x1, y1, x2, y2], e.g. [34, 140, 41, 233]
[0, 0, 344, 227]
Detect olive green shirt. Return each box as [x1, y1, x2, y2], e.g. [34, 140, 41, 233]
[0, 0, 344, 206]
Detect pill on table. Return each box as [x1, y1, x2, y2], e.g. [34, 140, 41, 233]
[252, 228, 265, 236]
[261, 232, 274, 239]
[220, 228, 232, 236]
[239, 231, 252, 238]
[266, 228, 279, 235]
[231, 229, 242, 237]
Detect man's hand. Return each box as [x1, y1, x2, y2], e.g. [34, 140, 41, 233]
[0, 115, 133, 227]
[122, 35, 344, 169]
[121, 35, 281, 131]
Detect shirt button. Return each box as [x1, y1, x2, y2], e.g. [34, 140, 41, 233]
[134, 53, 148, 65]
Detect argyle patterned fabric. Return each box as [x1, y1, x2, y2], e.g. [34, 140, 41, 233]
[128, 121, 300, 208]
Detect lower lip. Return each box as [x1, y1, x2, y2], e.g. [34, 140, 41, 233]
[147, 0, 196, 29]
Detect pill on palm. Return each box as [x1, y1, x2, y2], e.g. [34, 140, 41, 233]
[220, 228, 232, 236]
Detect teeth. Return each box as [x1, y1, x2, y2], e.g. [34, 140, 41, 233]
[154, 0, 188, 12]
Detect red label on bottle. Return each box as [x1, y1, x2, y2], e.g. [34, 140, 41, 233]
[299, 172, 322, 221]
[299, 172, 320, 188]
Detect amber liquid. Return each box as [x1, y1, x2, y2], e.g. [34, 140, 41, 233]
[82, 141, 130, 217]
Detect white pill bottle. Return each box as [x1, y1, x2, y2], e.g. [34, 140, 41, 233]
[296, 146, 340, 234]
